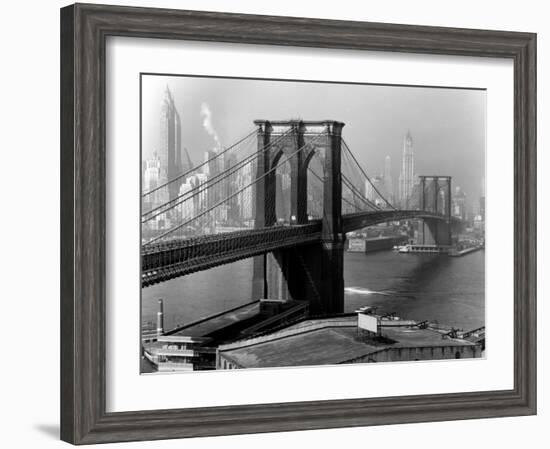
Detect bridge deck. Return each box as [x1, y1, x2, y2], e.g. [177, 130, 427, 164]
[142, 210, 456, 287]
[142, 223, 321, 287]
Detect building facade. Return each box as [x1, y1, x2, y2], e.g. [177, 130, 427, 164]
[142, 153, 171, 231]
[383, 155, 394, 204]
[216, 313, 483, 369]
[398, 130, 415, 208]
[159, 85, 183, 201]
[452, 186, 467, 220]
[177, 181, 194, 222]
[236, 161, 254, 223]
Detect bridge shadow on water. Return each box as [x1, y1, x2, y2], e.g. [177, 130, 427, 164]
[343, 250, 484, 330]
[348, 250, 450, 292]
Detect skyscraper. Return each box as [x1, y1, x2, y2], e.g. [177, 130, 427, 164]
[236, 162, 254, 223]
[224, 153, 240, 222]
[143, 153, 170, 231]
[187, 173, 208, 214]
[177, 180, 194, 222]
[452, 186, 467, 221]
[383, 155, 394, 204]
[398, 130, 415, 208]
[159, 85, 182, 201]
[181, 146, 193, 174]
[143, 153, 168, 209]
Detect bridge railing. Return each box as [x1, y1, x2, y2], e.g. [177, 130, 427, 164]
[141, 222, 322, 286]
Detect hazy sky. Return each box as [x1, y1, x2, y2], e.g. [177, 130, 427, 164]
[141, 74, 486, 203]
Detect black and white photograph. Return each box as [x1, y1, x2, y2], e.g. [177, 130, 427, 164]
[140, 74, 486, 373]
[0, 0, 542, 446]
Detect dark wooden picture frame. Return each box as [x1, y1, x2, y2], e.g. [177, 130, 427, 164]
[60, 3, 536, 444]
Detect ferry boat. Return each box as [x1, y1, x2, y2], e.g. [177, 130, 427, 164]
[396, 243, 450, 254]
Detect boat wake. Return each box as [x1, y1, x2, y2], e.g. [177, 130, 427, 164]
[344, 287, 395, 296]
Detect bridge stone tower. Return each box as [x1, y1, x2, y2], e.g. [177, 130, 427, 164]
[252, 120, 345, 316]
[417, 176, 453, 246]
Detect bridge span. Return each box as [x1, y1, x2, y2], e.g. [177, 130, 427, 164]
[142, 209, 458, 287]
[142, 119, 461, 315]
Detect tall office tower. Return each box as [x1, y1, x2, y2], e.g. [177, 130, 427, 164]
[159, 85, 182, 201]
[143, 153, 168, 209]
[181, 146, 194, 174]
[203, 148, 224, 211]
[452, 186, 467, 220]
[177, 180, 194, 222]
[398, 130, 415, 208]
[143, 153, 170, 230]
[236, 161, 255, 224]
[224, 153, 239, 222]
[186, 173, 208, 215]
[202, 143, 225, 177]
[201, 151, 211, 176]
[383, 155, 394, 204]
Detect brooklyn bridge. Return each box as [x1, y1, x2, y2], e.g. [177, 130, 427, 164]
[141, 120, 461, 316]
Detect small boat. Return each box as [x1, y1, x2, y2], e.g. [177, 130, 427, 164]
[398, 245, 411, 253]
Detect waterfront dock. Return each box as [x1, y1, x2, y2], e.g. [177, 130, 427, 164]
[217, 312, 484, 369]
[143, 296, 485, 372]
[449, 245, 484, 257]
[347, 235, 408, 253]
[142, 298, 309, 372]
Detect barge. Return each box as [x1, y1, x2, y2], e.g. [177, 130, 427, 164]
[347, 236, 408, 253]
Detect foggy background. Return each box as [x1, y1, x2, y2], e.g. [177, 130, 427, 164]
[141, 74, 486, 202]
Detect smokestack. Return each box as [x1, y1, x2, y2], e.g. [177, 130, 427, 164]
[156, 298, 164, 337]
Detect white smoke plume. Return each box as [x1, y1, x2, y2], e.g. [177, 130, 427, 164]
[200, 102, 221, 148]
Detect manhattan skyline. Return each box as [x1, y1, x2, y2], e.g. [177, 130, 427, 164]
[142, 75, 486, 210]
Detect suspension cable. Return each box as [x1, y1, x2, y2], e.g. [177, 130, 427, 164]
[342, 196, 361, 212]
[308, 146, 381, 212]
[143, 132, 327, 246]
[142, 128, 257, 198]
[142, 129, 293, 222]
[341, 138, 396, 210]
[342, 175, 382, 211]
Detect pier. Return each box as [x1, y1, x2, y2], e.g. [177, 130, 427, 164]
[347, 235, 408, 253]
[143, 297, 484, 372]
[449, 245, 484, 257]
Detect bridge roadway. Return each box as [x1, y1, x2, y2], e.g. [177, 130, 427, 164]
[142, 210, 453, 287]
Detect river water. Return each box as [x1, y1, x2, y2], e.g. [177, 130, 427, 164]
[142, 250, 485, 332]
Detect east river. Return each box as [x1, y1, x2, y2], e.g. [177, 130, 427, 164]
[142, 250, 485, 332]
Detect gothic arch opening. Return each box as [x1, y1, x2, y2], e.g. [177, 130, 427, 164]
[305, 149, 324, 220]
[274, 158, 292, 224]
